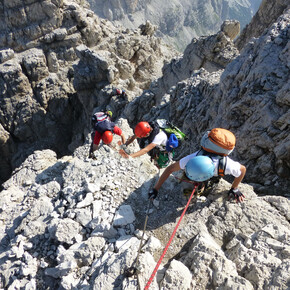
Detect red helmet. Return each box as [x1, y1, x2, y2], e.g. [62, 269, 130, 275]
[135, 122, 151, 138]
[102, 131, 113, 144]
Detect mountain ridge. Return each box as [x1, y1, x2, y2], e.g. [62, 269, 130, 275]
[0, 0, 289, 289]
[87, 0, 263, 51]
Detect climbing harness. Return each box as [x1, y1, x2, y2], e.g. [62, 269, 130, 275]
[125, 199, 152, 279]
[174, 175, 207, 200]
[144, 184, 198, 289]
[174, 175, 196, 185]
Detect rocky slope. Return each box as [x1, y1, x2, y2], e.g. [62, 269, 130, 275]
[0, 0, 177, 185]
[0, 122, 289, 289]
[88, 0, 262, 51]
[0, 0, 289, 289]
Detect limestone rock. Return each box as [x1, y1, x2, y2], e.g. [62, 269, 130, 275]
[143, 236, 162, 254]
[161, 259, 192, 290]
[45, 260, 78, 278]
[0, 48, 14, 63]
[49, 218, 82, 245]
[76, 192, 94, 208]
[235, 0, 289, 50]
[125, 20, 239, 113]
[0, 186, 24, 207]
[0, 143, 289, 289]
[0, 1, 289, 289]
[0, 0, 176, 185]
[139, 20, 157, 37]
[69, 237, 106, 266]
[60, 272, 82, 289]
[221, 20, 240, 40]
[91, 222, 118, 239]
[21, 48, 49, 82]
[113, 205, 136, 227]
[75, 208, 92, 227]
[46, 51, 59, 72]
[0, 0, 63, 51]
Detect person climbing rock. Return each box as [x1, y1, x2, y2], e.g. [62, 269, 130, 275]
[109, 88, 129, 115]
[148, 128, 246, 203]
[89, 111, 126, 158]
[119, 121, 179, 168]
[114, 88, 127, 99]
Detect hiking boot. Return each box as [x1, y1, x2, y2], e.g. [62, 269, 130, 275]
[89, 152, 97, 160]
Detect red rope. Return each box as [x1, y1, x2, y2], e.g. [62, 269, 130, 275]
[144, 184, 198, 289]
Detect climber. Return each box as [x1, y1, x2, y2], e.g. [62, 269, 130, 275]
[119, 121, 179, 168]
[148, 152, 246, 203]
[89, 112, 126, 158]
[114, 88, 127, 99]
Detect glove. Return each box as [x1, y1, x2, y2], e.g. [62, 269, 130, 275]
[148, 188, 158, 200]
[228, 188, 245, 203]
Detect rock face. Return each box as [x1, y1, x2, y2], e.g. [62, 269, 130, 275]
[88, 0, 262, 51]
[123, 19, 240, 123]
[0, 0, 64, 52]
[0, 0, 177, 184]
[0, 0, 289, 289]
[0, 126, 289, 289]
[155, 19, 240, 100]
[235, 0, 290, 50]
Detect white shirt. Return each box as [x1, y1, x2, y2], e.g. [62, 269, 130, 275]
[152, 131, 168, 150]
[179, 151, 242, 178]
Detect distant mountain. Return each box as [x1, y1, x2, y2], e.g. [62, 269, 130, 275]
[88, 0, 262, 51]
[235, 0, 290, 50]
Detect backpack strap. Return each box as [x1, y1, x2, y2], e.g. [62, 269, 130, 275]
[218, 156, 227, 177]
[148, 121, 160, 142]
[197, 148, 227, 177]
[159, 120, 186, 141]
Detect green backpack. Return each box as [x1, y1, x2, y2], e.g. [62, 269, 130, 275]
[156, 119, 187, 141]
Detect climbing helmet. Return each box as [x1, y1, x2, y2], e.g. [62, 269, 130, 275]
[185, 156, 215, 182]
[102, 131, 113, 144]
[134, 122, 151, 138]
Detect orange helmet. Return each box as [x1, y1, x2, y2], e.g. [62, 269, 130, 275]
[102, 131, 113, 144]
[135, 122, 151, 138]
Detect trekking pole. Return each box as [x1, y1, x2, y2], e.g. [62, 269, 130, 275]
[125, 199, 152, 278]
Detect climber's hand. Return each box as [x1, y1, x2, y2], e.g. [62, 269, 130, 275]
[148, 188, 158, 200]
[228, 188, 245, 203]
[119, 149, 129, 158]
[120, 144, 127, 150]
